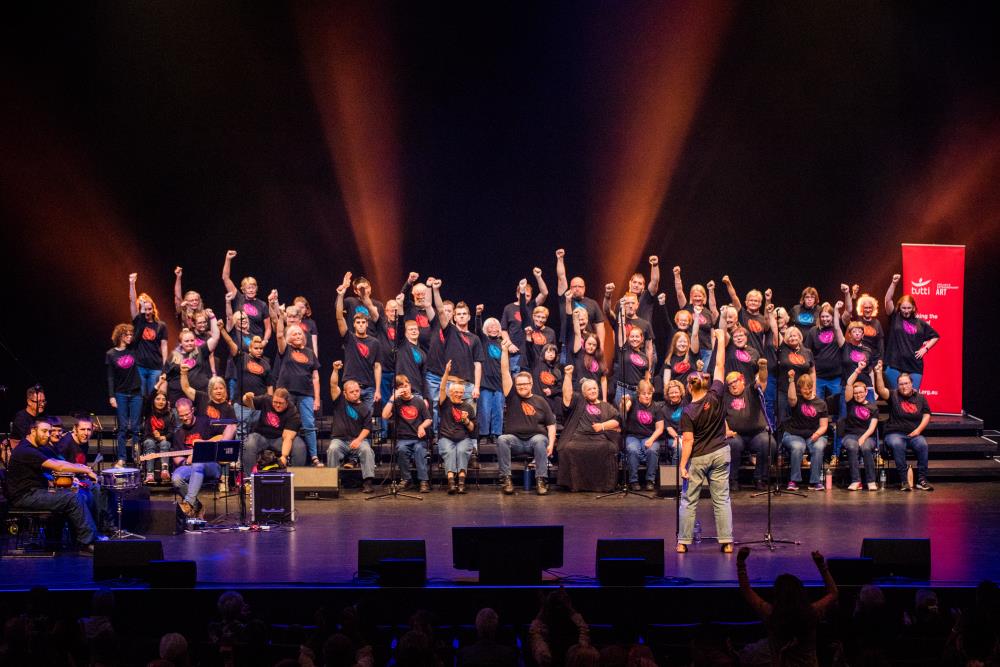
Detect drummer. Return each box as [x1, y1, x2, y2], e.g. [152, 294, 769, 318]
[170, 397, 222, 518]
[5, 417, 104, 553]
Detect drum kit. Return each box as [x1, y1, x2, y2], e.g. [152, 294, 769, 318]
[99, 467, 144, 540]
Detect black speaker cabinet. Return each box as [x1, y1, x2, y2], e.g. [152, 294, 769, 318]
[148, 560, 197, 588]
[860, 538, 931, 579]
[251, 472, 294, 524]
[93, 540, 164, 581]
[596, 538, 665, 585]
[358, 539, 427, 586]
[826, 557, 875, 586]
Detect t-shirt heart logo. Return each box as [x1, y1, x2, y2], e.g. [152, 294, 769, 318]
[451, 407, 464, 422]
[400, 405, 419, 421]
[674, 361, 690, 374]
[116, 354, 135, 369]
[853, 405, 871, 420]
[587, 359, 599, 373]
[356, 341, 370, 358]
[206, 405, 220, 419]
[671, 407, 683, 422]
[185, 433, 200, 445]
[735, 349, 751, 363]
[243, 303, 259, 317]
[346, 404, 359, 420]
[730, 397, 746, 411]
[461, 333, 472, 347]
[748, 319, 763, 333]
[586, 404, 601, 416]
[531, 331, 547, 345]
[291, 350, 309, 364]
[142, 327, 157, 341]
[411, 348, 423, 364]
[151, 416, 165, 431]
[488, 344, 501, 360]
[387, 327, 396, 340]
[788, 352, 806, 366]
[799, 312, 815, 325]
[900, 400, 918, 414]
[818, 330, 834, 344]
[863, 324, 877, 337]
[801, 403, 817, 418]
[902, 320, 918, 335]
[630, 352, 647, 368]
[247, 360, 264, 375]
[194, 337, 204, 347]
[520, 401, 536, 416]
[540, 371, 556, 386]
[416, 314, 429, 328]
[182, 357, 197, 369]
[514, 311, 522, 322]
[850, 349, 866, 363]
[266, 411, 280, 428]
[637, 409, 653, 425]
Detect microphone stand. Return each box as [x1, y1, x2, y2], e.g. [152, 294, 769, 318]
[741, 382, 801, 550]
[597, 300, 654, 500]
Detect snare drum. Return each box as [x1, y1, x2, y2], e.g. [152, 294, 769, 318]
[100, 467, 141, 491]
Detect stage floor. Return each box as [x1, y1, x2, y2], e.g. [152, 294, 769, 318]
[4, 481, 999, 590]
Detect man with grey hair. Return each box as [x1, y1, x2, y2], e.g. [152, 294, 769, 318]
[457, 608, 519, 667]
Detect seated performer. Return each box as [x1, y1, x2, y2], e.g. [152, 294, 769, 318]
[140, 389, 175, 484]
[240, 389, 308, 473]
[622, 379, 665, 492]
[557, 365, 620, 493]
[874, 361, 933, 491]
[781, 372, 830, 492]
[382, 376, 433, 493]
[326, 361, 375, 494]
[170, 398, 225, 518]
[842, 362, 879, 491]
[6, 418, 102, 552]
[723, 359, 774, 492]
[497, 340, 557, 495]
[437, 360, 478, 494]
[9, 385, 47, 444]
[57, 415, 94, 466]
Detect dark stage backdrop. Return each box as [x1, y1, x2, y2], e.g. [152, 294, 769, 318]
[1, 3, 997, 427]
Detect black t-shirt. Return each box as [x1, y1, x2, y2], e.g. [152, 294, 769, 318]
[234, 294, 268, 338]
[11, 409, 44, 441]
[724, 386, 766, 434]
[859, 317, 885, 363]
[342, 332, 381, 388]
[634, 290, 655, 324]
[664, 352, 696, 386]
[565, 393, 619, 438]
[441, 323, 484, 383]
[402, 299, 434, 352]
[663, 400, 687, 436]
[171, 414, 215, 450]
[426, 321, 447, 375]
[739, 309, 771, 357]
[843, 399, 879, 436]
[776, 345, 814, 392]
[625, 400, 665, 439]
[343, 296, 385, 327]
[884, 390, 931, 435]
[531, 360, 563, 399]
[438, 398, 477, 441]
[132, 314, 167, 369]
[684, 306, 716, 352]
[226, 352, 272, 397]
[572, 349, 605, 388]
[885, 313, 939, 374]
[56, 432, 88, 463]
[329, 393, 372, 440]
[276, 345, 319, 396]
[523, 326, 558, 368]
[164, 346, 212, 403]
[394, 341, 427, 396]
[618, 316, 655, 346]
[503, 389, 556, 439]
[193, 390, 236, 436]
[724, 345, 760, 381]
[300, 317, 319, 339]
[374, 317, 401, 372]
[791, 304, 819, 329]
[841, 343, 874, 385]
[781, 396, 829, 438]
[252, 395, 303, 439]
[144, 408, 175, 442]
[106, 346, 141, 396]
[806, 326, 842, 379]
[500, 302, 527, 352]
[6, 442, 51, 501]
[569, 296, 605, 327]
[614, 346, 651, 386]
[479, 334, 503, 392]
[389, 395, 430, 440]
[680, 380, 727, 458]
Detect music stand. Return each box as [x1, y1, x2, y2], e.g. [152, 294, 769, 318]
[192, 440, 240, 464]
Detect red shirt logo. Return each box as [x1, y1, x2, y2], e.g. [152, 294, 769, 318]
[747, 319, 763, 334]
[531, 331, 547, 346]
[184, 432, 200, 446]
[863, 325, 878, 337]
[291, 350, 309, 364]
[539, 371, 556, 386]
[150, 416, 165, 431]
[387, 327, 396, 341]
[247, 360, 264, 375]
[513, 311, 522, 322]
[206, 405, 220, 419]
[673, 361, 690, 374]
[265, 411, 280, 428]
[400, 405, 419, 421]
[356, 341, 370, 358]
[520, 401, 536, 416]
[416, 314, 429, 328]
[900, 400, 919, 414]
[788, 352, 806, 366]
[142, 326, 157, 341]
[451, 407, 464, 423]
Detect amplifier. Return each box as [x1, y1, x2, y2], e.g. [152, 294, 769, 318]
[291, 466, 339, 499]
[251, 472, 294, 524]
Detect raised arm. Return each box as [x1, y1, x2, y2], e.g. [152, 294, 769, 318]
[179, 365, 197, 401]
[841, 282, 855, 325]
[500, 339, 513, 395]
[755, 357, 768, 390]
[571, 299, 584, 354]
[329, 361, 343, 402]
[533, 267, 549, 306]
[335, 280, 349, 337]
[218, 323, 239, 357]
[173, 266, 184, 313]
[787, 370, 798, 407]
[128, 272, 139, 319]
[555, 248, 567, 297]
[767, 304, 780, 348]
[844, 361, 866, 403]
[602, 283, 617, 323]
[672, 266, 687, 308]
[562, 365, 575, 408]
[707, 280, 719, 320]
[221, 250, 238, 296]
[884, 273, 900, 316]
[873, 360, 889, 400]
[833, 300, 846, 346]
[811, 551, 839, 615]
[690, 311, 701, 354]
[713, 307, 728, 383]
[736, 549, 773, 619]
[439, 360, 453, 406]
[205, 309, 221, 352]
[722, 275, 742, 311]
[431, 279, 448, 328]
[648, 256, 660, 295]
[272, 295, 287, 355]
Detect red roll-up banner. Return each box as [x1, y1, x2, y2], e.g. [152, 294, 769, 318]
[900, 244, 965, 414]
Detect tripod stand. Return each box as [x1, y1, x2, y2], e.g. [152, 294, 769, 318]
[597, 302, 655, 501]
[742, 383, 800, 550]
[368, 318, 421, 502]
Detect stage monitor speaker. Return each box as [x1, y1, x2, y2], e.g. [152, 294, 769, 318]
[291, 467, 339, 499]
[93, 540, 164, 581]
[860, 538, 931, 579]
[826, 557, 874, 586]
[658, 465, 709, 497]
[453, 526, 563, 585]
[148, 560, 197, 588]
[251, 472, 294, 524]
[596, 539, 665, 585]
[122, 490, 180, 535]
[357, 539, 426, 586]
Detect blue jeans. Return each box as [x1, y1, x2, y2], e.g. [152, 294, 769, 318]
[497, 434, 549, 477]
[138, 366, 162, 397]
[816, 377, 842, 457]
[678, 447, 732, 545]
[885, 433, 929, 484]
[437, 437, 474, 474]
[842, 434, 877, 484]
[697, 348, 712, 371]
[172, 462, 221, 505]
[509, 353, 523, 374]
[613, 385, 637, 410]
[726, 431, 774, 482]
[782, 433, 828, 484]
[326, 438, 375, 478]
[114, 392, 143, 462]
[396, 438, 429, 482]
[291, 394, 318, 460]
[13, 488, 97, 545]
[142, 438, 171, 475]
[233, 403, 259, 441]
[425, 372, 442, 431]
[379, 372, 395, 436]
[625, 436, 660, 484]
[478, 388, 504, 437]
[764, 375, 777, 429]
[884, 367, 923, 391]
[242, 433, 307, 473]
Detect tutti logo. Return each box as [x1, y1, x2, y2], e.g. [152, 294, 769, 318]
[910, 277, 932, 296]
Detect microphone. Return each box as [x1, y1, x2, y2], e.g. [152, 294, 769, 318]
[754, 383, 775, 433]
[210, 419, 239, 425]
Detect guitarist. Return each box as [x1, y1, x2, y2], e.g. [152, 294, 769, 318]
[170, 397, 223, 518]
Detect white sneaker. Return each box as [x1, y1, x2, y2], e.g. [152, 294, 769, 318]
[847, 482, 861, 491]
[867, 482, 878, 491]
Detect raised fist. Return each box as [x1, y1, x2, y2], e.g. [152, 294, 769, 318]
[518, 279, 527, 292]
[840, 283, 849, 293]
[857, 360, 867, 371]
[475, 304, 484, 315]
[764, 288, 773, 301]
[336, 284, 347, 295]
[765, 303, 775, 314]
[407, 271, 420, 284]
[268, 289, 279, 302]
[226, 250, 237, 259]
[204, 308, 216, 319]
[657, 293, 666, 306]
[533, 267, 542, 277]
[225, 291, 236, 302]
[332, 360, 343, 370]
[672, 266, 682, 276]
[851, 284, 859, 298]
[129, 272, 138, 283]
[649, 255, 659, 266]
[696, 360, 705, 371]
[874, 360, 883, 373]
[706, 280, 716, 291]
[564, 365, 574, 375]
[174, 266, 183, 277]
[605, 282, 615, 295]
[835, 300, 844, 311]
[892, 274, 901, 284]
[555, 248, 565, 259]
[757, 358, 768, 367]
[722, 275, 731, 285]
[788, 370, 795, 380]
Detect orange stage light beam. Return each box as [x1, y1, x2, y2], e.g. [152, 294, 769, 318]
[588, 0, 732, 286]
[295, 0, 402, 294]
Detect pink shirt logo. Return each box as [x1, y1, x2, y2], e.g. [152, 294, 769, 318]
[853, 405, 871, 420]
[586, 404, 601, 416]
[265, 411, 280, 428]
[850, 349, 866, 363]
[194, 337, 205, 347]
[902, 320, 918, 335]
[243, 303, 259, 317]
[629, 352, 646, 368]
[735, 349, 751, 363]
[730, 397, 746, 411]
[801, 403, 817, 418]
[181, 357, 197, 369]
[637, 409, 653, 425]
[587, 359, 599, 373]
[116, 354, 135, 369]
[818, 330, 834, 344]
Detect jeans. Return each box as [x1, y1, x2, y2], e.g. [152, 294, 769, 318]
[379, 372, 395, 436]
[138, 366, 162, 397]
[396, 438, 429, 481]
[358, 386, 375, 421]
[437, 437, 474, 473]
[172, 462, 221, 505]
[842, 434, 877, 484]
[13, 488, 98, 545]
[727, 431, 774, 482]
[141, 438, 172, 474]
[815, 376, 842, 402]
[478, 388, 504, 437]
[625, 436, 660, 484]
[884, 367, 923, 391]
[509, 353, 523, 374]
[697, 348, 712, 371]
[425, 372, 442, 431]
[678, 447, 732, 545]
[326, 438, 375, 478]
[497, 434, 549, 477]
[233, 403, 259, 441]
[782, 433, 828, 484]
[114, 392, 143, 462]
[613, 385, 637, 410]
[764, 374, 777, 430]
[290, 394, 318, 460]
[885, 433, 929, 484]
[243, 432, 307, 473]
